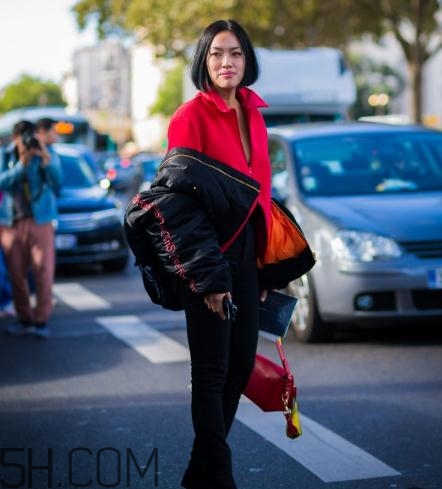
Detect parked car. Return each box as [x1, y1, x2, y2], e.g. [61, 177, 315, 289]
[102, 154, 138, 192]
[55, 145, 129, 272]
[130, 151, 163, 192]
[54, 143, 106, 182]
[268, 122, 442, 342]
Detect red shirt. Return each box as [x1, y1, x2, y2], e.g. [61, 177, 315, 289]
[167, 87, 272, 250]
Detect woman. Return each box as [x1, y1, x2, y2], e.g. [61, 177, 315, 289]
[125, 18, 315, 489]
[166, 20, 271, 488]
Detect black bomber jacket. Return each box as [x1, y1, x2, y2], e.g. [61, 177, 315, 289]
[124, 147, 315, 310]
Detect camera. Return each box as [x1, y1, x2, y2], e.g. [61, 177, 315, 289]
[22, 130, 41, 150]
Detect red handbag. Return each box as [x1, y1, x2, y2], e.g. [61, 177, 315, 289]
[243, 338, 302, 439]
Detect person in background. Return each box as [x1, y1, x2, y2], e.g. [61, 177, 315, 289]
[0, 120, 62, 338]
[165, 20, 271, 488]
[35, 118, 59, 147]
[27, 118, 60, 299]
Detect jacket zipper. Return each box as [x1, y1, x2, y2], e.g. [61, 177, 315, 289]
[159, 153, 260, 194]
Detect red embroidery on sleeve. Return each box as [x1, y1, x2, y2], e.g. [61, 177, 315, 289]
[132, 194, 199, 291]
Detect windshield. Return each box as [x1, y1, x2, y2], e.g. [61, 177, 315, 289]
[59, 154, 98, 188]
[292, 132, 442, 195]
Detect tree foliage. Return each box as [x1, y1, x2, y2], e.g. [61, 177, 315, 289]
[349, 54, 406, 119]
[71, 0, 442, 121]
[150, 62, 184, 116]
[0, 75, 65, 114]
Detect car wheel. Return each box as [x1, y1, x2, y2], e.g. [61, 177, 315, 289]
[102, 257, 128, 273]
[285, 274, 334, 343]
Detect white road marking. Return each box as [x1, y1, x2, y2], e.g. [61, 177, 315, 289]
[236, 401, 400, 482]
[96, 315, 190, 364]
[53, 283, 111, 310]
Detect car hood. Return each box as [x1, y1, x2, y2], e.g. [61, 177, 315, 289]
[58, 186, 116, 212]
[306, 191, 442, 241]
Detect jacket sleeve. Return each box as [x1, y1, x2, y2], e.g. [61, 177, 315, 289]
[145, 191, 232, 296]
[0, 149, 25, 190]
[42, 147, 63, 196]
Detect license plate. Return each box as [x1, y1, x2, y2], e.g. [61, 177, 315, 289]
[55, 234, 77, 250]
[427, 268, 442, 289]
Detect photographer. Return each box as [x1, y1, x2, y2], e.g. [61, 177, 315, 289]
[0, 120, 62, 338]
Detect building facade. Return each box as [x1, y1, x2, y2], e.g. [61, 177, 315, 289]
[72, 39, 132, 144]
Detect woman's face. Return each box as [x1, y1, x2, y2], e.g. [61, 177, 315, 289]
[206, 30, 245, 92]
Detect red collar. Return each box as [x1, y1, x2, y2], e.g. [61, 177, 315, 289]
[200, 87, 268, 112]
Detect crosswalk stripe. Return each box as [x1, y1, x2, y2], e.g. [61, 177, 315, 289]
[96, 315, 190, 364]
[53, 283, 111, 310]
[236, 401, 400, 482]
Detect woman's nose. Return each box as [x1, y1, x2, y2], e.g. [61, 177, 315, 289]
[221, 55, 232, 66]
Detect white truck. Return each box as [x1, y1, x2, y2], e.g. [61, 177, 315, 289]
[183, 47, 356, 125]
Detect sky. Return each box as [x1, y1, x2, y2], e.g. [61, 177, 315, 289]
[0, 0, 97, 89]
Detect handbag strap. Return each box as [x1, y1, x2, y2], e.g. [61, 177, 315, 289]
[275, 339, 302, 439]
[275, 337, 291, 376]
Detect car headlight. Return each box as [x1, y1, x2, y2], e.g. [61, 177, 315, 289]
[331, 230, 402, 262]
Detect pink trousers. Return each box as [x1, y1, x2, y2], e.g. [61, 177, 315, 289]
[1, 218, 55, 324]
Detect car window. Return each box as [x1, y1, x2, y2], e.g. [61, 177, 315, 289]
[292, 133, 442, 195]
[59, 154, 97, 188]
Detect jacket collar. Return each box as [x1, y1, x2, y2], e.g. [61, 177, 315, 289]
[160, 146, 261, 191]
[200, 87, 268, 113]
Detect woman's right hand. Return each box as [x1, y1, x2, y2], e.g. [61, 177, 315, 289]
[204, 291, 232, 320]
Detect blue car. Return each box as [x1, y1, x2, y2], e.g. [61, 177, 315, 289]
[268, 122, 442, 341]
[55, 145, 129, 272]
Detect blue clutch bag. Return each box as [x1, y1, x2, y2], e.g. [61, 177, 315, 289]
[259, 291, 298, 338]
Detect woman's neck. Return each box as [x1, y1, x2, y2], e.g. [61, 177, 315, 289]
[214, 87, 238, 108]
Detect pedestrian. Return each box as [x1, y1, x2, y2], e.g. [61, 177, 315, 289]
[124, 17, 316, 488]
[0, 120, 62, 338]
[27, 118, 60, 298]
[35, 117, 59, 147]
[160, 19, 271, 489]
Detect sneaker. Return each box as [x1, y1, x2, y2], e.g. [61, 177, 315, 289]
[5, 322, 36, 336]
[34, 323, 49, 339]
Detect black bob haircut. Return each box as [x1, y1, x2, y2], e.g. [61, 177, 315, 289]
[190, 19, 260, 91]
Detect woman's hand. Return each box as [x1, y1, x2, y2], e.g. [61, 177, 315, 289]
[204, 291, 232, 320]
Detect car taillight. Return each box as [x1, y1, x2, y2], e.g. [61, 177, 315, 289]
[106, 168, 118, 180]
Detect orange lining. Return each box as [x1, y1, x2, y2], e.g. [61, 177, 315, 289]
[258, 201, 307, 267]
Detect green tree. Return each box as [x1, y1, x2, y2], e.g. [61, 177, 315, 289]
[345, 0, 442, 123]
[150, 62, 184, 116]
[0, 75, 65, 114]
[71, 0, 442, 122]
[348, 54, 406, 119]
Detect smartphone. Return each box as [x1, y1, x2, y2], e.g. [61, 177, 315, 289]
[223, 297, 238, 321]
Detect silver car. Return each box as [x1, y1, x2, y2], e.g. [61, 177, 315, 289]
[268, 122, 442, 342]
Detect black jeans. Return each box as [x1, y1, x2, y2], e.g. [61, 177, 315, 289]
[181, 224, 260, 489]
